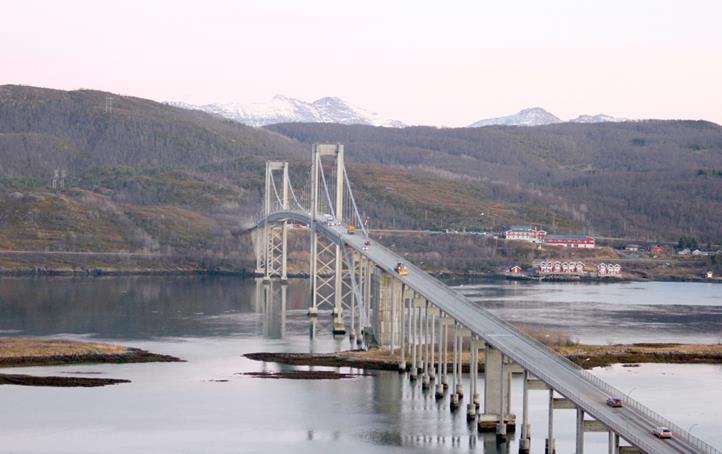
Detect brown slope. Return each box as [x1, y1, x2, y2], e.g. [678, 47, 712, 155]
[267, 122, 722, 241]
[0, 85, 305, 177]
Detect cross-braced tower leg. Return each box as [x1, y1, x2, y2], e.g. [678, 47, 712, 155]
[260, 161, 289, 283]
[252, 229, 266, 276]
[310, 232, 337, 315]
[264, 223, 285, 280]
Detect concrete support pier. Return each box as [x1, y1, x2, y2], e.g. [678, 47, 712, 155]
[375, 272, 393, 348]
[429, 308, 436, 380]
[519, 370, 531, 453]
[455, 327, 464, 399]
[409, 296, 418, 381]
[479, 343, 515, 432]
[466, 338, 478, 421]
[422, 302, 431, 389]
[439, 316, 444, 389]
[576, 408, 585, 454]
[449, 322, 460, 410]
[496, 352, 508, 442]
[546, 389, 556, 454]
[434, 313, 446, 399]
[609, 432, 619, 454]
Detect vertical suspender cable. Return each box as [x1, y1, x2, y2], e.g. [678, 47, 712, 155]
[319, 162, 336, 218]
[344, 168, 368, 237]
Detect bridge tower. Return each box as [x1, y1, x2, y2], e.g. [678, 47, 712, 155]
[308, 144, 349, 335]
[258, 161, 289, 282]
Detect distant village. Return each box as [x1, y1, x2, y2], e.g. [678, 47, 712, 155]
[503, 225, 594, 248]
[500, 225, 718, 281]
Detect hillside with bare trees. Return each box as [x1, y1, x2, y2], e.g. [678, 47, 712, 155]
[268, 121, 722, 242]
[0, 85, 719, 272]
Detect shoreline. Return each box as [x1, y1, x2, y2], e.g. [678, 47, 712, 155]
[0, 266, 716, 284]
[0, 267, 252, 277]
[434, 271, 719, 284]
[245, 343, 722, 372]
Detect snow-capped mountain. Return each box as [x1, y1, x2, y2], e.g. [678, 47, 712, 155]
[172, 95, 404, 127]
[570, 114, 626, 123]
[469, 108, 627, 127]
[469, 107, 561, 127]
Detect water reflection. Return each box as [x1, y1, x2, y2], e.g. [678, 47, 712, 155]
[455, 279, 722, 344]
[0, 276, 720, 452]
[256, 280, 287, 339]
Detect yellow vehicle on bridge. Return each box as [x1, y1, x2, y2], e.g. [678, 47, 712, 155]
[347, 225, 356, 234]
[394, 262, 409, 276]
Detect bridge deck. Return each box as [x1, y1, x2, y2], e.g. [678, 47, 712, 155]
[262, 210, 717, 454]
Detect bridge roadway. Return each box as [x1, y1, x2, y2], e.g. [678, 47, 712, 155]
[263, 210, 715, 454]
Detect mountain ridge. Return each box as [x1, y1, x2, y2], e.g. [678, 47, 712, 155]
[172, 95, 405, 128]
[469, 107, 562, 127]
[469, 107, 626, 127]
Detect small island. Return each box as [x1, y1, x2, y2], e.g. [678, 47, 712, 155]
[0, 338, 182, 387]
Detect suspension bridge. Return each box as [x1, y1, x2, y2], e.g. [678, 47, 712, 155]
[248, 143, 719, 454]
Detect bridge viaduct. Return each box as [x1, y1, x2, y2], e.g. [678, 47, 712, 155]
[249, 144, 719, 454]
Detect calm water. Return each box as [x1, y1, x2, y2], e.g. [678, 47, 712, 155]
[0, 276, 720, 453]
[456, 279, 722, 344]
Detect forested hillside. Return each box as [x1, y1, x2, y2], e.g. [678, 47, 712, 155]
[268, 122, 722, 242]
[0, 85, 306, 259]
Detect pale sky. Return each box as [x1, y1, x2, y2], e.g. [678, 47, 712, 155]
[2, 0, 721, 126]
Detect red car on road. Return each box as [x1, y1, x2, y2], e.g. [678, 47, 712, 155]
[653, 427, 673, 439]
